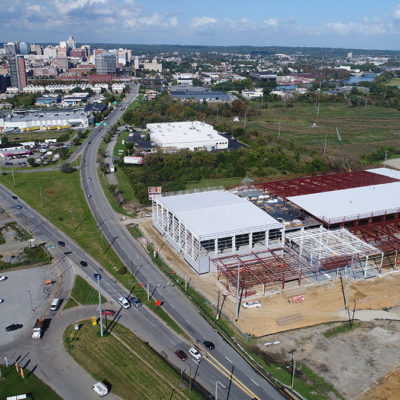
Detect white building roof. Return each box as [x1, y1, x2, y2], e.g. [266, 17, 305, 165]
[147, 121, 228, 150]
[158, 191, 282, 238]
[288, 182, 400, 224]
[367, 167, 400, 180]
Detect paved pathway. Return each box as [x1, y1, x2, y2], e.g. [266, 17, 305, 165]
[338, 309, 400, 321]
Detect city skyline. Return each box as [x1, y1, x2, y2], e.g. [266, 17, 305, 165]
[2, 0, 400, 50]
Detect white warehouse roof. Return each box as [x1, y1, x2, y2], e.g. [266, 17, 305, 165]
[367, 167, 400, 180]
[147, 121, 228, 151]
[157, 191, 282, 238]
[288, 181, 400, 224]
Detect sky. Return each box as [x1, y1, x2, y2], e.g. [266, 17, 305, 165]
[2, 0, 400, 49]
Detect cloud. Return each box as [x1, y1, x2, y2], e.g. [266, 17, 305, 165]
[190, 16, 218, 29]
[326, 20, 392, 35]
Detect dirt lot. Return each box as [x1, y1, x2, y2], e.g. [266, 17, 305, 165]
[356, 369, 400, 400]
[257, 319, 400, 400]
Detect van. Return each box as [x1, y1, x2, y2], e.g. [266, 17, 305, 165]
[92, 381, 108, 397]
[50, 298, 61, 311]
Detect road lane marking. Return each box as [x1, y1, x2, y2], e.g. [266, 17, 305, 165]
[250, 378, 259, 386]
[225, 356, 232, 363]
[204, 352, 257, 398]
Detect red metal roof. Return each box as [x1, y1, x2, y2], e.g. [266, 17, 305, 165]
[255, 170, 399, 198]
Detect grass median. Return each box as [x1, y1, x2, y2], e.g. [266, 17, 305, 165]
[64, 320, 203, 400]
[0, 365, 62, 400]
[1, 170, 185, 337]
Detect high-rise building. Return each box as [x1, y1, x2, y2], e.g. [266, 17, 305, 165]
[19, 42, 29, 55]
[95, 52, 117, 74]
[66, 36, 76, 49]
[30, 44, 43, 55]
[0, 75, 11, 93]
[9, 55, 27, 90]
[4, 42, 17, 56]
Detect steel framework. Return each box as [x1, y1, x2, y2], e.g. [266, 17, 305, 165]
[213, 227, 383, 298]
[285, 227, 383, 276]
[254, 170, 398, 198]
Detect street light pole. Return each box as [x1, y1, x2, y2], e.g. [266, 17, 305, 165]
[215, 381, 226, 400]
[291, 350, 296, 389]
[94, 273, 104, 337]
[27, 289, 33, 313]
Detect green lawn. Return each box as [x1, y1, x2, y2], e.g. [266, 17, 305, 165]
[0, 365, 62, 400]
[186, 176, 244, 190]
[113, 129, 130, 158]
[64, 321, 203, 400]
[127, 224, 142, 238]
[70, 275, 106, 305]
[63, 297, 78, 310]
[385, 77, 400, 87]
[115, 167, 136, 202]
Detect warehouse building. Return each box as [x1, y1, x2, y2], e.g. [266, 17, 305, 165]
[152, 190, 283, 273]
[147, 121, 228, 151]
[0, 109, 88, 132]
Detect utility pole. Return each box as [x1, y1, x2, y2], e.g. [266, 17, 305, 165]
[235, 263, 241, 321]
[69, 209, 74, 230]
[11, 169, 15, 188]
[215, 381, 226, 400]
[277, 121, 281, 141]
[94, 273, 104, 337]
[384, 150, 388, 168]
[323, 134, 327, 155]
[290, 350, 296, 389]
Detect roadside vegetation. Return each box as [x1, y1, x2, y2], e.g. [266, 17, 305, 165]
[64, 320, 204, 400]
[69, 275, 106, 305]
[0, 365, 62, 400]
[0, 245, 51, 271]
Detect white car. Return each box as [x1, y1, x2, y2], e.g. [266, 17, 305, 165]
[0, 298, 4, 303]
[0, 276, 7, 281]
[242, 301, 261, 309]
[189, 347, 202, 360]
[92, 381, 109, 397]
[118, 296, 130, 309]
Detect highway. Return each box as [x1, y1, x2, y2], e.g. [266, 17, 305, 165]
[79, 86, 287, 400]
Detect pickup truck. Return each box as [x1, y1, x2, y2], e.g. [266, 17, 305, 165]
[32, 318, 44, 339]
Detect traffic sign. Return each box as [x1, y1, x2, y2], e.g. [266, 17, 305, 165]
[92, 316, 97, 326]
[94, 273, 102, 280]
[46, 244, 56, 249]
[103, 122, 107, 126]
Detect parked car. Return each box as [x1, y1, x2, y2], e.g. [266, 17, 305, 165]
[203, 340, 215, 350]
[102, 309, 115, 316]
[57, 241, 65, 247]
[189, 347, 202, 360]
[175, 350, 188, 361]
[242, 301, 261, 309]
[80, 261, 88, 267]
[6, 324, 23, 332]
[130, 297, 142, 307]
[0, 275, 7, 281]
[15, 205, 22, 209]
[12, 195, 17, 199]
[118, 296, 130, 309]
[0, 298, 4, 303]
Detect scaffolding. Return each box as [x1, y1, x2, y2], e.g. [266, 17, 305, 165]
[254, 170, 399, 198]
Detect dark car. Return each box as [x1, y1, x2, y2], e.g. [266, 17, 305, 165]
[57, 241, 65, 247]
[6, 324, 23, 332]
[175, 350, 187, 361]
[87, 194, 92, 198]
[12, 195, 17, 199]
[15, 205, 22, 209]
[102, 309, 115, 316]
[203, 340, 215, 350]
[80, 261, 88, 267]
[131, 297, 142, 307]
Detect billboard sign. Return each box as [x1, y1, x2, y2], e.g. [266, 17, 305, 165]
[148, 186, 162, 201]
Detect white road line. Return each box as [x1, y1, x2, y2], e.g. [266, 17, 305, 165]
[250, 378, 259, 386]
[225, 356, 232, 363]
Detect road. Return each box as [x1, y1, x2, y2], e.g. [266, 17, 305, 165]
[80, 86, 287, 400]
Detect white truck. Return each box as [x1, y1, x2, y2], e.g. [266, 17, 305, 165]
[32, 318, 44, 339]
[92, 381, 109, 397]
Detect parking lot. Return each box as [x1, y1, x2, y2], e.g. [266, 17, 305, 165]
[0, 265, 57, 347]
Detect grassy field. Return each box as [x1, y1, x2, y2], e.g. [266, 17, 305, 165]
[63, 297, 78, 310]
[0, 365, 62, 400]
[242, 102, 400, 168]
[385, 77, 400, 87]
[1, 170, 185, 337]
[64, 320, 203, 400]
[5, 129, 75, 143]
[113, 129, 130, 158]
[70, 275, 106, 305]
